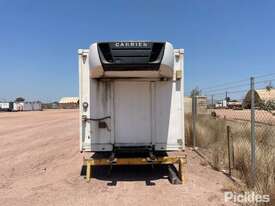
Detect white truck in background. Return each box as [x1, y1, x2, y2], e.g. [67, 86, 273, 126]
[0, 102, 13, 112]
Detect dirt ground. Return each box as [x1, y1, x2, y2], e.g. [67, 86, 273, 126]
[0, 109, 236, 206]
[214, 109, 275, 125]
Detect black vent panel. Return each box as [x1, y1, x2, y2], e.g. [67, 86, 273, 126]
[97, 41, 165, 71]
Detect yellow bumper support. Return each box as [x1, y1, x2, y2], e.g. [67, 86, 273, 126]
[83, 153, 187, 184]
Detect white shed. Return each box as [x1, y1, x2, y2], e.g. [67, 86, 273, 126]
[13, 101, 42, 111]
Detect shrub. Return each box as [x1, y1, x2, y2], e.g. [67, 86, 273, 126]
[185, 114, 275, 205]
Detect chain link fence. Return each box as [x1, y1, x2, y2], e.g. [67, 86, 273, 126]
[186, 76, 275, 205]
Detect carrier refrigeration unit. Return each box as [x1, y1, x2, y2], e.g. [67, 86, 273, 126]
[79, 41, 184, 153]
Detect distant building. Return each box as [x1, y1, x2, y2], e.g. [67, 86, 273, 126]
[42, 102, 59, 109]
[13, 101, 42, 111]
[197, 96, 208, 113]
[184, 96, 207, 114]
[243, 88, 275, 108]
[59, 97, 79, 109]
[256, 88, 275, 102]
[215, 100, 227, 109]
[184, 97, 192, 113]
[227, 100, 242, 109]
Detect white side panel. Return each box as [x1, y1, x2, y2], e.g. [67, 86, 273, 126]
[175, 49, 184, 150]
[89, 79, 111, 144]
[79, 49, 112, 152]
[79, 50, 92, 151]
[179, 49, 185, 150]
[155, 81, 182, 150]
[114, 81, 151, 145]
[155, 49, 184, 151]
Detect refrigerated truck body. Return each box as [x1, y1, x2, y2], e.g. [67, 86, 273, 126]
[79, 41, 184, 152]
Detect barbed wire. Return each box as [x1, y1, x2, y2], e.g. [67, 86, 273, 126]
[199, 80, 274, 97]
[194, 72, 275, 94]
[200, 78, 249, 91]
[255, 78, 275, 85]
[254, 72, 275, 80]
[0, 98, 9, 102]
[202, 82, 250, 93]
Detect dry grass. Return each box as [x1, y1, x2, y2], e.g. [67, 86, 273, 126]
[185, 113, 275, 205]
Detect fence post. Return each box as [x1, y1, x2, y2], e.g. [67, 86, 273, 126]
[211, 95, 214, 109]
[227, 126, 232, 176]
[225, 91, 228, 108]
[231, 133, 234, 169]
[250, 77, 256, 187]
[192, 95, 197, 149]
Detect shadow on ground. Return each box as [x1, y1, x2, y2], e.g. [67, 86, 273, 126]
[80, 164, 180, 186]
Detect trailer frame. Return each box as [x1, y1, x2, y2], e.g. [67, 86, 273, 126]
[83, 152, 187, 184]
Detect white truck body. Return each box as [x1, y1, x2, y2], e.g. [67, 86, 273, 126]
[0, 102, 13, 111]
[79, 41, 184, 152]
[0, 103, 10, 109]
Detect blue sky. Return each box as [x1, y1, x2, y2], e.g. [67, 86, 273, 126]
[0, 0, 275, 102]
